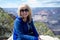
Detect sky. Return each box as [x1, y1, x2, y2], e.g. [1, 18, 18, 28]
[0, 0, 60, 8]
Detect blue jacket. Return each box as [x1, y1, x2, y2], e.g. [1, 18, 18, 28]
[13, 17, 39, 40]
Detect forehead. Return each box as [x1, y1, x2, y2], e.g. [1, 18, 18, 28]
[20, 5, 29, 9]
[21, 7, 27, 9]
[21, 7, 28, 9]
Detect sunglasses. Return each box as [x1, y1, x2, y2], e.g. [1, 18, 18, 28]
[20, 9, 29, 12]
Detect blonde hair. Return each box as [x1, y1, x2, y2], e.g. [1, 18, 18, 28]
[17, 4, 32, 23]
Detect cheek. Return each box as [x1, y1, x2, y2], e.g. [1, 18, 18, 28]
[20, 12, 23, 15]
[26, 12, 29, 16]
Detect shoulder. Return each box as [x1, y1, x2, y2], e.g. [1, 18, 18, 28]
[30, 18, 34, 23]
[14, 17, 22, 24]
[29, 18, 34, 25]
[14, 17, 23, 29]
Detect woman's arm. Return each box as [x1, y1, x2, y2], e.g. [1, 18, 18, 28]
[13, 19, 38, 40]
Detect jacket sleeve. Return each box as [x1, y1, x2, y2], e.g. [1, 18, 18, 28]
[30, 20, 39, 37]
[13, 19, 38, 40]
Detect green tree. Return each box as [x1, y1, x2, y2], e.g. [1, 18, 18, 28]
[0, 8, 14, 37]
[34, 21, 54, 36]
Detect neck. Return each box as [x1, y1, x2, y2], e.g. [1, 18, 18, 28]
[23, 17, 27, 22]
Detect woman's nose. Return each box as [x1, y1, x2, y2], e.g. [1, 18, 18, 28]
[23, 11, 26, 13]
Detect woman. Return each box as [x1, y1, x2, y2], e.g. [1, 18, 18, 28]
[13, 4, 41, 40]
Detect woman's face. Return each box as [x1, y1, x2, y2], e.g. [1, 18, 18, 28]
[20, 7, 29, 18]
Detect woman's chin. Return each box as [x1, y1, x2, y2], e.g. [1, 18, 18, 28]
[23, 16, 28, 18]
